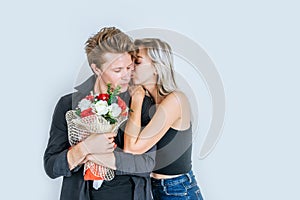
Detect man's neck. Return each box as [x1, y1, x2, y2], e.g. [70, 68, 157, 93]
[93, 77, 108, 94]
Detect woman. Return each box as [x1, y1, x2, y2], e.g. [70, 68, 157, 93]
[124, 38, 204, 199]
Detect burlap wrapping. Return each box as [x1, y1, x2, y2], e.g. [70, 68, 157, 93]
[65, 110, 127, 181]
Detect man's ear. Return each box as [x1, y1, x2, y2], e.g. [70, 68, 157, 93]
[91, 63, 101, 76]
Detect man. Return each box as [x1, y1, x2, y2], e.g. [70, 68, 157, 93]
[44, 27, 155, 200]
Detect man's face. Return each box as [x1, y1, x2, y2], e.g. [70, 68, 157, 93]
[99, 53, 133, 93]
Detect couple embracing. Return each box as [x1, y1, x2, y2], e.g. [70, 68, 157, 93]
[44, 27, 203, 200]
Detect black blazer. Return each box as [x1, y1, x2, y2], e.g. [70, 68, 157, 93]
[44, 76, 156, 200]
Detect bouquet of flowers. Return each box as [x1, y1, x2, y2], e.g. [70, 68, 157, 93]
[65, 84, 128, 189]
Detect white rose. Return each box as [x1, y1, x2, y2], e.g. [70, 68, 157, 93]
[94, 100, 109, 115]
[78, 99, 92, 111]
[108, 103, 122, 118]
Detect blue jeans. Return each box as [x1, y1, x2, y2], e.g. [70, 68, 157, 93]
[151, 170, 203, 200]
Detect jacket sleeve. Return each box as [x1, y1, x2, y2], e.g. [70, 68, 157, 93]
[114, 95, 156, 176]
[114, 145, 156, 176]
[43, 95, 79, 179]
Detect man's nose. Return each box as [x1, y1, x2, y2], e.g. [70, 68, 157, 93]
[122, 68, 131, 79]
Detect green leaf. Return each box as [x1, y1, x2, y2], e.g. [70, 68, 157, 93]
[107, 83, 112, 95]
[75, 109, 81, 116]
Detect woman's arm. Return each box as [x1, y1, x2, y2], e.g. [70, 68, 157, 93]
[124, 91, 185, 154]
[123, 92, 144, 149]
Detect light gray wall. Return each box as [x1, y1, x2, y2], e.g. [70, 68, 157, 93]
[0, 0, 299, 199]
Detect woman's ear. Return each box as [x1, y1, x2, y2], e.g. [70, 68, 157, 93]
[91, 63, 102, 76]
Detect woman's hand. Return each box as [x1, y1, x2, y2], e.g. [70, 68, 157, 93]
[129, 85, 145, 102]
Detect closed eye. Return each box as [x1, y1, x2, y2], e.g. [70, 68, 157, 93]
[113, 68, 122, 72]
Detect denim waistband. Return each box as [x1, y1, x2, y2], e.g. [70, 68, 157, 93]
[151, 170, 195, 186]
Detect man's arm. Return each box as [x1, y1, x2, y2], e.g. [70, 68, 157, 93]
[44, 96, 72, 178]
[44, 95, 120, 178]
[44, 95, 85, 178]
[114, 145, 156, 176]
[116, 95, 156, 175]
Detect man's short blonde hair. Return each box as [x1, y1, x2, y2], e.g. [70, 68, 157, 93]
[85, 27, 134, 69]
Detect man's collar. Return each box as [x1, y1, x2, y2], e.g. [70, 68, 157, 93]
[74, 75, 96, 94]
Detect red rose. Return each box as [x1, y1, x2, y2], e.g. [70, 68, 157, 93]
[97, 94, 109, 101]
[117, 96, 127, 111]
[85, 95, 94, 101]
[80, 108, 94, 118]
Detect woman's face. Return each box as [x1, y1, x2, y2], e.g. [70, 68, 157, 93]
[132, 48, 156, 86]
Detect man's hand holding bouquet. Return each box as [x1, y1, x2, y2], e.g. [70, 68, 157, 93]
[65, 83, 128, 189]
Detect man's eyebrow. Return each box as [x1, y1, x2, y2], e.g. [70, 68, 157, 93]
[111, 62, 133, 69]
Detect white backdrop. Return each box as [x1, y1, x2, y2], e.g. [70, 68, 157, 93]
[0, 0, 299, 199]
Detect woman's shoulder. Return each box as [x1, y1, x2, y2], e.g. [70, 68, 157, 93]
[166, 90, 188, 101]
[171, 90, 187, 99]
[162, 90, 189, 106]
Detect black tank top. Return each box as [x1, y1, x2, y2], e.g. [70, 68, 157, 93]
[152, 125, 192, 175]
